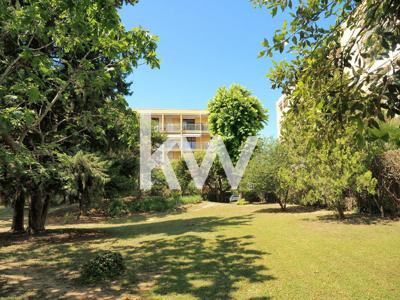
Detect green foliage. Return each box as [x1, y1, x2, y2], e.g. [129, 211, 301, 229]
[204, 157, 231, 202]
[108, 198, 129, 218]
[241, 138, 290, 210]
[150, 168, 168, 197]
[371, 150, 400, 216]
[129, 196, 177, 213]
[208, 84, 268, 160]
[236, 198, 249, 206]
[257, 0, 400, 130]
[277, 68, 380, 217]
[181, 195, 202, 204]
[60, 151, 109, 215]
[80, 251, 125, 283]
[205, 84, 268, 202]
[0, 0, 159, 231]
[173, 158, 194, 195]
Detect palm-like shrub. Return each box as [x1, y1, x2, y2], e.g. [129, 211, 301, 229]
[61, 151, 109, 217]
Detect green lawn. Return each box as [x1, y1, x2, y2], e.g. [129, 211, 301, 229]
[0, 203, 399, 299]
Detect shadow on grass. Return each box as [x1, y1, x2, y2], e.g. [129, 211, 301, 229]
[255, 205, 320, 214]
[120, 234, 273, 300]
[106, 205, 189, 224]
[304, 213, 399, 225]
[104, 214, 254, 240]
[0, 228, 109, 248]
[0, 214, 273, 299]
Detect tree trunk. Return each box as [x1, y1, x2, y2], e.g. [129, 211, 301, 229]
[336, 201, 345, 219]
[373, 193, 385, 218]
[11, 192, 25, 233]
[28, 192, 50, 234]
[278, 190, 289, 211]
[79, 192, 90, 217]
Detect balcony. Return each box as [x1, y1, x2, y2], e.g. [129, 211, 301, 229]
[164, 124, 181, 132]
[163, 140, 210, 151]
[182, 123, 208, 131]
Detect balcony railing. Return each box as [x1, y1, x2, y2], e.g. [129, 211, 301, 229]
[163, 140, 210, 151]
[182, 123, 208, 131]
[164, 124, 181, 132]
[153, 123, 209, 132]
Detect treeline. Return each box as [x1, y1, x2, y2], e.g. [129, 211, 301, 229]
[245, 0, 400, 217]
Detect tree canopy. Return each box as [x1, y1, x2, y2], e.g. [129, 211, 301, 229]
[208, 84, 268, 161]
[0, 0, 159, 233]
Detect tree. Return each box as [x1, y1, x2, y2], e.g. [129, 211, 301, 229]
[277, 64, 378, 218]
[240, 138, 289, 209]
[173, 158, 194, 196]
[205, 85, 268, 202]
[60, 151, 109, 217]
[253, 0, 399, 217]
[208, 84, 268, 161]
[255, 0, 400, 125]
[0, 0, 159, 233]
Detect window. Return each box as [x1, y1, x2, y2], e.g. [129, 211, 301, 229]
[186, 137, 196, 149]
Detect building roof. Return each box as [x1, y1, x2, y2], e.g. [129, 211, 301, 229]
[134, 108, 208, 115]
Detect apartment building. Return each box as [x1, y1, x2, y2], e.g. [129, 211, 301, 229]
[136, 108, 211, 160]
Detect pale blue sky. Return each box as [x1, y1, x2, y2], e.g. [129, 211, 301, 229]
[119, 0, 289, 137]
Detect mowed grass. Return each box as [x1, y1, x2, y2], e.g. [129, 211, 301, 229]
[0, 202, 399, 299]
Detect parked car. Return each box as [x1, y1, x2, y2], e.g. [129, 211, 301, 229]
[229, 194, 240, 202]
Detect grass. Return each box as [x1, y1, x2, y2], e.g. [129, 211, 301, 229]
[0, 203, 399, 299]
[180, 195, 202, 204]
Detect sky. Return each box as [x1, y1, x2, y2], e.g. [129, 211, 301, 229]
[119, 0, 289, 137]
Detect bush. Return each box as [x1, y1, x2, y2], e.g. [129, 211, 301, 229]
[181, 195, 202, 204]
[150, 168, 168, 196]
[242, 191, 260, 203]
[371, 150, 400, 216]
[237, 198, 249, 205]
[80, 251, 125, 283]
[129, 196, 176, 212]
[108, 198, 129, 217]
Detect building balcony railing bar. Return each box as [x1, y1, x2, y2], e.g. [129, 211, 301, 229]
[182, 123, 208, 131]
[154, 123, 209, 133]
[163, 141, 210, 151]
[164, 124, 181, 132]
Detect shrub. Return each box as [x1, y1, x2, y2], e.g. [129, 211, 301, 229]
[150, 168, 168, 196]
[80, 251, 125, 283]
[237, 198, 249, 205]
[242, 191, 260, 203]
[181, 195, 202, 204]
[62, 212, 76, 224]
[129, 196, 176, 212]
[371, 150, 400, 217]
[108, 198, 129, 217]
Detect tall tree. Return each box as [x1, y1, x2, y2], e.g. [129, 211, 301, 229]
[208, 84, 268, 161]
[0, 0, 159, 233]
[255, 0, 400, 129]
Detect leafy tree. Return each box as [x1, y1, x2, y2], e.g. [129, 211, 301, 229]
[255, 0, 400, 125]
[240, 138, 290, 209]
[208, 84, 268, 160]
[278, 65, 378, 218]
[173, 158, 195, 196]
[254, 0, 399, 217]
[60, 151, 109, 217]
[0, 0, 159, 233]
[206, 85, 268, 202]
